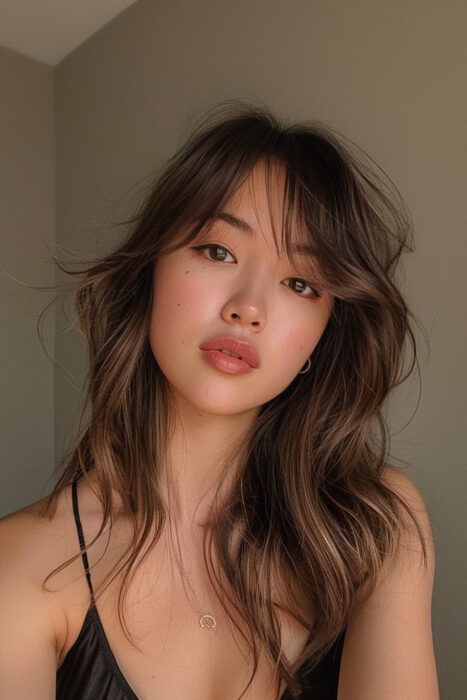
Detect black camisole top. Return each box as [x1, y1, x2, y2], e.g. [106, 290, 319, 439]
[56, 475, 345, 699]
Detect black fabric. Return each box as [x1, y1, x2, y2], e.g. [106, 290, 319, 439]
[56, 473, 344, 698]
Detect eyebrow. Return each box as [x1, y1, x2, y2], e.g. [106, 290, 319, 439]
[217, 211, 254, 234]
[216, 211, 315, 256]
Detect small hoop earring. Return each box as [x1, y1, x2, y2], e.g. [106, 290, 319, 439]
[298, 357, 311, 374]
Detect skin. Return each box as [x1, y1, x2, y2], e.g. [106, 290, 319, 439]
[149, 161, 333, 525]
[0, 162, 438, 699]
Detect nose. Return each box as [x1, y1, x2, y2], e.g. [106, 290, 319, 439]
[221, 280, 267, 331]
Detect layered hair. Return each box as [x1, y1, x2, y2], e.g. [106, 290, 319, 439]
[42, 103, 426, 698]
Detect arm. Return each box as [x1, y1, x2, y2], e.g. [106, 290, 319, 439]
[0, 510, 59, 699]
[338, 469, 439, 700]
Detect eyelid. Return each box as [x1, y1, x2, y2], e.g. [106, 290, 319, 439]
[284, 278, 322, 299]
[192, 243, 236, 263]
[192, 243, 322, 298]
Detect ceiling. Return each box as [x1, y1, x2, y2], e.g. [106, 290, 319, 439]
[0, 0, 140, 66]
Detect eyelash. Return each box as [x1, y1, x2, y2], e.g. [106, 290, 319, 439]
[191, 244, 322, 299]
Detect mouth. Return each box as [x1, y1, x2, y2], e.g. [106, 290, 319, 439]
[200, 347, 254, 375]
[218, 349, 242, 359]
[200, 335, 260, 369]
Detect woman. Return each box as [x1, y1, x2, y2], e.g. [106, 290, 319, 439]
[0, 104, 438, 699]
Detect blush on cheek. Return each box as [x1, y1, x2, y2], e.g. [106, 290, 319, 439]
[167, 271, 204, 309]
[283, 329, 322, 366]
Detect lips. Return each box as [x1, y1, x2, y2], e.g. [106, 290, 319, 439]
[200, 335, 260, 369]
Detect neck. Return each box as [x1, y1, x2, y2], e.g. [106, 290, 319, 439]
[160, 397, 258, 530]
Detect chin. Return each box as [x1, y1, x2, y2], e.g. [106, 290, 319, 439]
[167, 379, 259, 417]
[183, 394, 260, 418]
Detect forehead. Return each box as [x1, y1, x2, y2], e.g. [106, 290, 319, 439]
[215, 160, 317, 264]
[226, 160, 287, 226]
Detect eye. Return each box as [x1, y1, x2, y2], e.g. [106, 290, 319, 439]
[192, 244, 236, 263]
[284, 278, 322, 299]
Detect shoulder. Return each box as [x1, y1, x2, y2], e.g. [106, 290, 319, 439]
[381, 466, 435, 577]
[0, 490, 76, 635]
[0, 486, 80, 582]
[0, 491, 75, 693]
[0, 475, 115, 588]
[381, 466, 433, 527]
[0, 478, 106, 650]
[381, 465, 429, 511]
[0, 494, 65, 587]
[337, 468, 439, 699]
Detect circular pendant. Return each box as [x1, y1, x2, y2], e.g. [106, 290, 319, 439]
[199, 614, 217, 629]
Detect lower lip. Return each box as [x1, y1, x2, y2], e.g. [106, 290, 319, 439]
[201, 349, 254, 375]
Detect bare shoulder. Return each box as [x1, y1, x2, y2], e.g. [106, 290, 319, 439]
[338, 468, 439, 699]
[0, 488, 76, 695]
[0, 487, 80, 631]
[0, 487, 78, 580]
[381, 466, 435, 577]
[0, 477, 112, 694]
[0, 475, 111, 595]
[381, 465, 430, 510]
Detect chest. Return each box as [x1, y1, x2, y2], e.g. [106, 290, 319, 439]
[62, 531, 309, 699]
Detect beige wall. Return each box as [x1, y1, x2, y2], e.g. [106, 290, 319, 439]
[2, 0, 464, 694]
[0, 47, 55, 514]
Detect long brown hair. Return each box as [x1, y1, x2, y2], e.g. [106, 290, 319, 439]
[42, 103, 427, 698]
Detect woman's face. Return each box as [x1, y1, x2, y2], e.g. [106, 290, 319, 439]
[149, 162, 333, 419]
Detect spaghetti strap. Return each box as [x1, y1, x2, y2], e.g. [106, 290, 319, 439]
[72, 472, 95, 602]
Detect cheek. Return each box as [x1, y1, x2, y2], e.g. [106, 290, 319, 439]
[150, 266, 218, 346]
[276, 308, 330, 366]
[152, 269, 196, 323]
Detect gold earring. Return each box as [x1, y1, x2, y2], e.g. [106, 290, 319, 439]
[298, 357, 311, 374]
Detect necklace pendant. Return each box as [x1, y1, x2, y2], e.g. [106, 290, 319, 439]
[199, 614, 216, 629]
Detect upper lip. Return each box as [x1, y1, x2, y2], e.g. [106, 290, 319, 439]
[200, 335, 260, 368]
